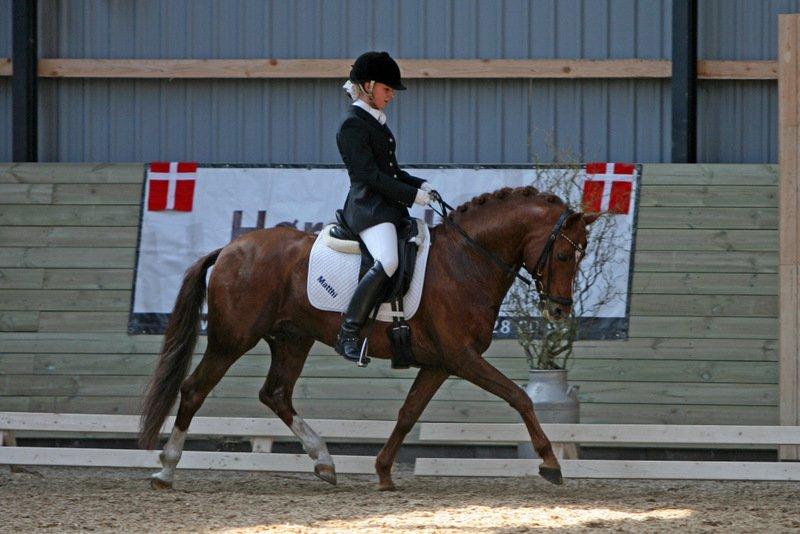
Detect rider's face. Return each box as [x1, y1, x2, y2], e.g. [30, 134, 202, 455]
[367, 82, 394, 110]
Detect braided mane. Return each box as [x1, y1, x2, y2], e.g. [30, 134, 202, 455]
[447, 185, 564, 221]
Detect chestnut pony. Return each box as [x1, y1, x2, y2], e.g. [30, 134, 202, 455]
[139, 185, 596, 491]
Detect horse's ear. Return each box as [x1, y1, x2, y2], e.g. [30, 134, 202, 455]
[582, 212, 600, 225]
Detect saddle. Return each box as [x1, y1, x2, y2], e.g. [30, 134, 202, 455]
[325, 210, 422, 369]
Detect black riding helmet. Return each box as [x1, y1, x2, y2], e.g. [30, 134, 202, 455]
[349, 51, 406, 91]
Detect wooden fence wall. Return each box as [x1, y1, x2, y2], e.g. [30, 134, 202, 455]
[0, 163, 778, 425]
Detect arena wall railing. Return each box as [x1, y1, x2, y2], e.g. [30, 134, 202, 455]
[3, 412, 800, 481]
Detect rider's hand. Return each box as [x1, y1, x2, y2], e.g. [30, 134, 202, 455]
[414, 188, 432, 206]
[420, 182, 434, 193]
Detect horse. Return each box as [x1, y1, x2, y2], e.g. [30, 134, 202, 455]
[139, 185, 597, 491]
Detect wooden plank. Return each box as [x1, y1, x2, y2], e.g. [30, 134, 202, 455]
[630, 294, 776, 317]
[0, 205, 139, 226]
[35, 58, 673, 79]
[0, 269, 44, 289]
[697, 60, 777, 80]
[0, 290, 130, 311]
[640, 185, 777, 208]
[42, 269, 133, 290]
[0, 334, 778, 361]
[0, 248, 135, 268]
[779, 14, 800, 460]
[0, 58, 780, 80]
[0, 352, 776, 384]
[0, 227, 137, 247]
[0, 312, 38, 332]
[637, 207, 777, 229]
[0, 164, 145, 184]
[0, 447, 375, 474]
[1, 289, 777, 316]
[0, 397, 776, 426]
[629, 316, 777, 339]
[414, 459, 800, 480]
[0, 375, 776, 406]
[632, 273, 777, 295]
[14, 396, 530, 423]
[633, 251, 777, 273]
[641, 164, 778, 185]
[51, 183, 142, 205]
[37, 312, 128, 332]
[0, 184, 53, 203]
[635, 230, 776, 252]
[417, 423, 800, 445]
[0, 412, 396, 439]
[580, 403, 777, 425]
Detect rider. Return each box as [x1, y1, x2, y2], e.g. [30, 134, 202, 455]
[334, 51, 435, 363]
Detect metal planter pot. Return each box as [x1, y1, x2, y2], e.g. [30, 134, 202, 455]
[517, 369, 579, 459]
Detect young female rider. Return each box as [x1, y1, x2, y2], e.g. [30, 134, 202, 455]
[334, 51, 436, 363]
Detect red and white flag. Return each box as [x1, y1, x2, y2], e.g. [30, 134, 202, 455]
[147, 162, 197, 212]
[581, 162, 634, 215]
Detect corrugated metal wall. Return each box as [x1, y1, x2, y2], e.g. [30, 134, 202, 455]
[1, 0, 799, 163]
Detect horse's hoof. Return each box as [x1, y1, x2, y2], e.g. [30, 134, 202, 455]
[377, 480, 397, 491]
[149, 474, 173, 490]
[314, 464, 337, 485]
[539, 465, 563, 485]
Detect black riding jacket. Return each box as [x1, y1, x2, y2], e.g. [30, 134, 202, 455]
[337, 106, 425, 234]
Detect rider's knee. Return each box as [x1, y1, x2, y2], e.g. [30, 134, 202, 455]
[381, 255, 399, 277]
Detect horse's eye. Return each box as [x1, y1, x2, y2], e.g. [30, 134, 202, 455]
[557, 252, 569, 262]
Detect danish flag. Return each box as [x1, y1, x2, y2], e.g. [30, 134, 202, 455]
[147, 162, 197, 212]
[581, 162, 634, 215]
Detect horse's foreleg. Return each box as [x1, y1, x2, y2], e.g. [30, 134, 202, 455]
[259, 335, 338, 484]
[375, 367, 449, 491]
[452, 352, 563, 485]
[150, 345, 242, 490]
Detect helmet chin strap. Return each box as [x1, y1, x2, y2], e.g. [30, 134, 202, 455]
[358, 80, 377, 107]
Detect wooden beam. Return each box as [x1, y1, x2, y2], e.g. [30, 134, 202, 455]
[0, 58, 783, 80]
[415, 458, 800, 480]
[0, 412, 397, 439]
[0, 447, 376, 474]
[418, 423, 800, 445]
[779, 14, 800, 461]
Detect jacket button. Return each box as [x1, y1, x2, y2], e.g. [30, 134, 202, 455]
[389, 150, 393, 155]
[389, 162, 394, 167]
[389, 138, 394, 143]
[393, 174, 398, 178]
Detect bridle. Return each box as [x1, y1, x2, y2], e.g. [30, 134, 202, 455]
[430, 194, 585, 308]
[529, 208, 585, 309]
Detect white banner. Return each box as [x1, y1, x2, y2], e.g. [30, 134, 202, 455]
[130, 164, 640, 338]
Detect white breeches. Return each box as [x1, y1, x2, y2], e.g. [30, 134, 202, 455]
[359, 222, 399, 277]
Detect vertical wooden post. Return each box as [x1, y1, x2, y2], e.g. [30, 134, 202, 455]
[779, 14, 800, 461]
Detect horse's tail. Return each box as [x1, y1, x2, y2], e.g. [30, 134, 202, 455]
[139, 248, 222, 450]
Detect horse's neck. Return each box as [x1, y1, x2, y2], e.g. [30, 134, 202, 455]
[436, 211, 525, 300]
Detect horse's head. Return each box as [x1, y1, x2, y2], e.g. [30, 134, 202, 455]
[522, 207, 599, 321]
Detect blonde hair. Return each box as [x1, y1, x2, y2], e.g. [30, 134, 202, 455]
[342, 80, 374, 102]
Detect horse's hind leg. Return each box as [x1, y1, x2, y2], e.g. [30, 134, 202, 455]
[259, 334, 337, 484]
[150, 343, 244, 489]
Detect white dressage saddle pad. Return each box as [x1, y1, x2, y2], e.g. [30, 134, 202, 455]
[307, 219, 431, 322]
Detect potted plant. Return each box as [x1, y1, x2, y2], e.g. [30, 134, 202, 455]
[505, 163, 628, 458]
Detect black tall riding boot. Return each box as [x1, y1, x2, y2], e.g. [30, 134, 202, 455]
[335, 261, 390, 363]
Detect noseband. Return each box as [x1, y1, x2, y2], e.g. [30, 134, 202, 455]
[528, 208, 585, 309]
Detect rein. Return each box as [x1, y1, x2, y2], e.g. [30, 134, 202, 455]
[429, 195, 532, 286]
[430, 193, 585, 307]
